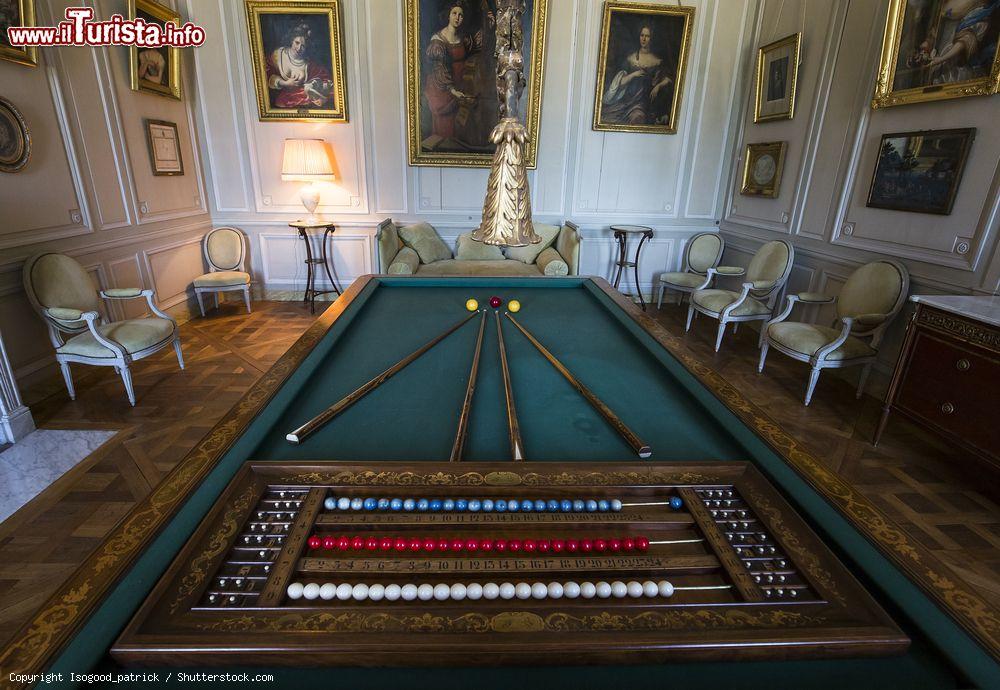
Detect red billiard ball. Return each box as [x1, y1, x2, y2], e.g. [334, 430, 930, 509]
[594, 539, 608, 552]
[609, 539, 622, 552]
[466, 539, 479, 551]
[480, 539, 494, 552]
[494, 539, 508, 552]
[552, 539, 565, 553]
[409, 538, 422, 552]
[538, 539, 551, 553]
[523, 539, 537, 553]
[321, 536, 335, 550]
[423, 538, 437, 552]
[508, 539, 522, 552]
[567, 540, 579, 552]
[394, 538, 408, 552]
[636, 536, 650, 552]
[351, 536, 365, 550]
[581, 539, 593, 553]
[437, 538, 450, 552]
[489, 296, 502, 308]
[308, 536, 322, 550]
[337, 536, 350, 550]
[451, 538, 464, 552]
[365, 537, 379, 551]
[623, 537, 636, 552]
[380, 537, 393, 551]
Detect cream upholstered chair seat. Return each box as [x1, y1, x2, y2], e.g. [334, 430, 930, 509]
[691, 289, 771, 317]
[658, 272, 706, 288]
[57, 318, 176, 358]
[766, 323, 876, 361]
[657, 232, 725, 308]
[758, 260, 909, 405]
[194, 227, 251, 316]
[193, 270, 251, 288]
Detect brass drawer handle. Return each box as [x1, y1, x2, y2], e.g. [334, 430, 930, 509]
[956, 358, 971, 372]
[941, 402, 955, 415]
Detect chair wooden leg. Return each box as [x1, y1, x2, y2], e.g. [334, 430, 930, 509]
[59, 361, 76, 400]
[119, 366, 136, 406]
[243, 286, 252, 314]
[757, 341, 769, 373]
[685, 305, 695, 331]
[195, 291, 205, 317]
[656, 284, 665, 310]
[804, 366, 822, 406]
[857, 363, 873, 399]
[173, 338, 185, 370]
[714, 321, 726, 352]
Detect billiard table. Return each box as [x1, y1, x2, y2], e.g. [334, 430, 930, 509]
[2, 276, 997, 690]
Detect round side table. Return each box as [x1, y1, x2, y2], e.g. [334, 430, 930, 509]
[610, 225, 654, 311]
[290, 219, 341, 314]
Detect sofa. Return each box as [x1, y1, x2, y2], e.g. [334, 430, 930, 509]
[376, 219, 581, 277]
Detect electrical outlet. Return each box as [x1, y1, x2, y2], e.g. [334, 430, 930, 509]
[262, 196, 273, 206]
[69, 209, 82, 224]
[420, 197, 431, 208]
[664, 203, 673, 212]
[139, 201, 149, 215]
[955, 239, 971, 255]
[841, 222, 855, 237]
[780, 212, 789, 223]
[351, 196, 360, 207]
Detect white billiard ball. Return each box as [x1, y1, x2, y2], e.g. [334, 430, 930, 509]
[515, 583, 532, 600]
[531, 582, 548, 599]
[483, 583, 500, 600]
[351, 584, 369, 601]
[368, 584, 385, 601]
[450, 583, 468, 601]
[303, 583, 321, 600]
[417, 584, 434, 601]
[336, 583, 352, 601]
[466, 583, 483, 600]
[401, 584, 418, 601]
[626, 581, 644, 598]
[433, 583, 451, 601]
[547, 582, 564, 599]
[499, 583, 516, 600]
[580, 582, 597, 599]
[286, 582, 304, 600]
[562, 582, 580, 599]
[643, 581, 659, 597]
[384, 584, 402, 601]
[658, 580, 675, 597]
[319, 583, 337, 600]
[595, 582, 612, 599]
[610, 581, 628, 599]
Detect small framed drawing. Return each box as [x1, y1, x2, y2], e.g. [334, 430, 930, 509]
[754, 33, 800, 123]
[0, 96, 31, 173]
[128, 0, 182, 100]
[866, 128, 974, 215]
[740, 142, 786, 198]
[144, 119, 183, 176]
[0, 0, 38, 66]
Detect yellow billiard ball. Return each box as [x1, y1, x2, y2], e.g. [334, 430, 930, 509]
[508, 299, 521, 313]
[465, 298, 479, 312]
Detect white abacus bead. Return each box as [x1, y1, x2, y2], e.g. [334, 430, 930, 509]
[336, 583, 353, 601]
[350, 498, 363, 511]
[466, 583, 483, 601]
[580, 582, 597, 599]
[627, 581, 644, 598]
[643, 580, 659, 597]
[499, 583, 516, 600]
[384, 584, 402, 601]
[351, 584, 369, 601]
[562, 581, 581, 599]
[417, 584, 435, 601]
[324, 498, 336, 510]
[515, 583, 532, 600]
[286, 582, 304, 600]
[610, 499, 623, 512]
[547, 582, 564, 599]
[595, 582, 612, 599]
[483, 583, 500, 600]
[303, 583, 321, 600]
[450, 583, 468, 601]
[337, 497, 351, 510]
[368, 584, 385, 602]
[657, 580, 675, 597]
[531, 582, 548, 600]
[433, 583, 451, 601]
[610, 581, 628, 599]
[401, 584, 418, 601]
[319, 583, 337, 600]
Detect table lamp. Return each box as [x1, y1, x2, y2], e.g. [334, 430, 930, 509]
[281, 138, 336, 223]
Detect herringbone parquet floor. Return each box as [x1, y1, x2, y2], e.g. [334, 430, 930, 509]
[0, 296, 997, 653]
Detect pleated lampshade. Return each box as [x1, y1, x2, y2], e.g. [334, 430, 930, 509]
[281, 139, 336, 182]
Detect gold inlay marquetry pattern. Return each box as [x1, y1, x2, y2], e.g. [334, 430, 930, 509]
[284, 469, 716, 487]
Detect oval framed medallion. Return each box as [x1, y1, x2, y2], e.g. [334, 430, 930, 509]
[0, 97, 31, 173]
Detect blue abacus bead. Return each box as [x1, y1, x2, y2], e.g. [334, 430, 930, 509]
[402, 498, 416, 511]
[610, 499, 623, 512]
[534, 500, 547, 512]
[482, 499, 494, 512]
[521, 499, 533, 512]
[669, 496, 684, 510]
[547, 500, 560, 512]
[597, 500, 610, 512]
[363, 498, 377, 510]
[443, 499, 455, 511]
[337, 497, 351, 511]
[456, 499, 468, 511]
[507, 499, 519, 512]
[377, 498, 391, 510]
[429, 499, 442, 511]
[468, 499, 481, 512]
[417, 499, 430, 511]
[351, 498, 364, 511]
[585, 500, 598, 512]
[560, 499, 573, 512]
[324, 497, 336, 510]
[390, 498, 403, 511]
[572, 500, 585, 512]
[495, 500, 507, 512]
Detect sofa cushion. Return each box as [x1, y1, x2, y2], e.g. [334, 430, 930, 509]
[193, 271, 250, 287]
[504, 223, 559, 265]
[536, 248, 568, 276]
[658, 272, 705, 288]
[455, 233, 505, 261]
[692, 289, 770, 317]
[377, 221, 403, 272]
[57, 318, 175, 358]
[416, 260, 542, 277]
[555, 225, 580, 275]
[388, 247, 421, 275]
[399, 222, 452, 264]
[767, 322, 876, 361]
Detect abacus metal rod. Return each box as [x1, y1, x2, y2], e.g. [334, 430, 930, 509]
[449, 310, 487, 462]
[650, 538, 704, 545]
[495, 310, 525, 461]
[286, 311, 479, 444]
[674, 585, 732, 591]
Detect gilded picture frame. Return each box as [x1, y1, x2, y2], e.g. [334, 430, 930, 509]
[403, 0, 549, 168]
[128, 0, 182, 100]
[0, 0, 38, 67]
[144, 119, 184, 176]
[245, 0, 349, 122]
[754, 33, 800, 123]
[0, 96, 31, 173]
[740, 141, 786, 198]
[592, 1, 695, 135]
[872, 0, 1000, 109]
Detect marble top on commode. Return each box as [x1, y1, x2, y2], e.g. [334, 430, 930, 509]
[910, 294, 1000, 328]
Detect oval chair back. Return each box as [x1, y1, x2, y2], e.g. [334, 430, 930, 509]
[22, 253, 100, 336]
[836, 260, 909, 339]
[685, 233, 724, 275]
[204, 227, 247, 273]
[746, 240, 793, 299]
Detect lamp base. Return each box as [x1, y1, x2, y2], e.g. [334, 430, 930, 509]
[298, 182, 324, 224]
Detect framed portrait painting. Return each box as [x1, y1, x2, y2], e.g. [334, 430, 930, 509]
[873, 0, 1000, 108]
[740, 141, 786, 198]
[754, 33, 800, 123]
[404, 0, 549, 168]
[245, 0, 348, 122]
[129, 0, 182, 100]
[0, 0, 38, 66]
[0, 96, 30, 173]
[592, 1, 695, 134]
[144, 119, 183, 176]
[866, 128, 975, 215]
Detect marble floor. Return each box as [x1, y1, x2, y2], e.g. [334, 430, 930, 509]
[0, 429, 116, 522]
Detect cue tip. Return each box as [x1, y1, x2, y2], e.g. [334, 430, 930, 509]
[285, 433, 300, 444]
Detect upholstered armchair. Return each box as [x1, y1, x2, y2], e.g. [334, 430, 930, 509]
[193, 227, 251, 316]
[22, 253, 184, 406]
[758, 260, 909, 405]
[687, 240, 794, 352]
[656, 232, 724, 309]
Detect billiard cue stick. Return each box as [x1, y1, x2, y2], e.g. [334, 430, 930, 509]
[505, 313, 652, 459]
[449, 310, 487, 462]
[495, 310, 526, 461]
[286, 310, 480, 444]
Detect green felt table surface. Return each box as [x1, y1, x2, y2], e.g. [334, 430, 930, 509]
[39, 278, 997, 689]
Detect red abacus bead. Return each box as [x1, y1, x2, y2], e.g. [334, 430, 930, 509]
[437, 538, 450, 552]
[523, 539, 537, 553]
[423, 538, 437, 552]
[394, 538, 408, 552]
[380, 538, 393, 551]
[409, 538, 422, 552]
[538, 539, 551, 553]
[449, 538, 462, 551]
[466, 539, 479, 551]
[508, 539, 522, 552]
[581, 539, 594, 553]
[480, 539, 494, 552]
[494, 539, 507, 552]
[567, 540, 579, 552]
[337, 536, 350, 550]
[365, 537, 379, 551]
[552, 539, 566, 553]
[308, 536, 322, 549]
[636, 537, 650, 552]
[609, 539, 622, 552]
[622, 538, 636, 552]
[489, 296, 502, 308]
[351, 537, 365, 550]
[594, 539, 608, 552]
